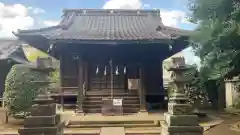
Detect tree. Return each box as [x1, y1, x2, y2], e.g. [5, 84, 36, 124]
[188, 0, 240, 80]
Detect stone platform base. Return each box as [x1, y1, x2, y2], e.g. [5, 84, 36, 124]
[18, 123, 64, 135]
[164, 112, 199, 126]
[161, 122, 203, 135]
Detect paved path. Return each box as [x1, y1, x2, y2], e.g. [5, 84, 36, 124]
[100, 127, 125, 135]
[62, 111, 164, 122]
[204, 115, 240, 135]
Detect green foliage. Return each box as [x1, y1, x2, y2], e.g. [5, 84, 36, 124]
[49, 61, 60, 92]
[3, 65, 48, 118]
[188, 0, 240, 80]
[167, 64, 209, 106]
[185, 67, 209, 105]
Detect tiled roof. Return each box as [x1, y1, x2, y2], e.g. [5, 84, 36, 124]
[0, 39, 29, 63]
[14, 9, 190, 42]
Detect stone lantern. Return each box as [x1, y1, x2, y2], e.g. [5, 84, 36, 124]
[161, 57, 203, 135]
[18, 57, 64, 135]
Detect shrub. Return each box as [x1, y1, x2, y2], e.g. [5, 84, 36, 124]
[3, 64, 48, 118]
[49, 61, 60, 93]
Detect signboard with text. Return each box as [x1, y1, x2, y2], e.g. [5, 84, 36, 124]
[113, 99, 122, 106]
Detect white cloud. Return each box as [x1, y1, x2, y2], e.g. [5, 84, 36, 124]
[0, 3, 34, 38]
[103, 0, 142, 9]
[43, 20, 60, 26]
[0, 3, 28, 17]
[160, 9, 186, 27]
[28, 7, 45, 14]
[103, 0, 191, 28]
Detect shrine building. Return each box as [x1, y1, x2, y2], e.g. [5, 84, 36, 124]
[13, 9, 190, 114]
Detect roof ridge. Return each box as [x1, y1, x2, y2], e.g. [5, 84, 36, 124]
[62, 8, 161, 16]
[60, 8, 163, 31]
[13, 25, 62, 35]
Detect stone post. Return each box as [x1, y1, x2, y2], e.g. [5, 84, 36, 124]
[161, 57, 203, 135]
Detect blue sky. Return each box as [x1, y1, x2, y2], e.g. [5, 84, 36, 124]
[0, 0, 196, 29]
[0, 0, 200, 65]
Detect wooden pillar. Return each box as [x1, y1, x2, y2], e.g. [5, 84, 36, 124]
[59, 56, 64, 112]
[139, 64, 147, 112]
[76, 58, 84, 114]
[83, 61, 88, 93]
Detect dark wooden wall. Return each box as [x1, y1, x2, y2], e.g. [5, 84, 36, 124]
[57, 42, 184, 96]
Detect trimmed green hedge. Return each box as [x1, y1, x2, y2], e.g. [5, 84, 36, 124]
[3, 64, 48, 118]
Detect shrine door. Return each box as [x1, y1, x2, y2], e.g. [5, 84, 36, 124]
[88, 62, 127, 94]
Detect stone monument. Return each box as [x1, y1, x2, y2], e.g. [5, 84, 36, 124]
[18, 57, 64, 135]
[161, 57, 203, 135]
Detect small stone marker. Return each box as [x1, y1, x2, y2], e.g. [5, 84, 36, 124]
[0, 107, 8, 124]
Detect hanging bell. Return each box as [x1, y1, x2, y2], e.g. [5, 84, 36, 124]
[124, 66, 127, 74]
[104, 66, 107, 75]
[96, 66, 99, 74]
[115, 66, 119, 75]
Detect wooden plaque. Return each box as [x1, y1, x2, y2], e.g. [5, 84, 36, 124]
[128, 79, 140, 90]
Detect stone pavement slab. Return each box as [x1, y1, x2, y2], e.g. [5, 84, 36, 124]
[200, 116, 224, 131]
[100, 127, 125, 135]
[204, 116, 240, 135]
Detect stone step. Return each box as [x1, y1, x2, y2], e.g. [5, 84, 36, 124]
[83, 107, 140, 113]
[125, 127, 161, 135]
[83, 92, 140, 114]
[83, 104, 140, 108]
[0, 127, 161, 135]
[68, 120, 156, 125]
[84, 96, 139, 100]
[83, 99, 139, 104]
[0, 129, 100, 135]
[67, 123, 158, 128]
[85, 96, 139, 98]
[86, 91, 138, 96]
